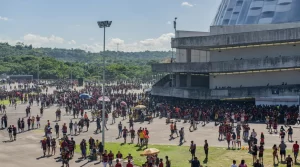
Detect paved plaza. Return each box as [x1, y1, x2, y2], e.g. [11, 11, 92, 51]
[0, 85, 300, 167]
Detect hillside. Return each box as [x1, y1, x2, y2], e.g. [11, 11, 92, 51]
[0, 42, 169, 81]
[0, 42, 172, 63]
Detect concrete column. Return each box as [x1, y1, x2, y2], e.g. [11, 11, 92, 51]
[175, 74, 180, 87]
[186, 49, 191, 63]
[187, 73, 191, 87]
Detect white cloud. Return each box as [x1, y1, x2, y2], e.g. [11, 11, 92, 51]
[23, 34, 64, 47]
[181, 2, 193, 7]
[167, 21, 171, 25]
[0, 16, 9, 21]
[68, 40, 76, 45]
[80, 33, 174, 52]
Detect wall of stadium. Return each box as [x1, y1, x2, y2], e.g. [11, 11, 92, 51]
[209, 70, 300, 89]
[210, 44, 300, 62]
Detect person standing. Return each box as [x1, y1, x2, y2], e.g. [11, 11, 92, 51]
[204, 140, 209, 160]
[49, 138, 56, 155]
[80, 139, 87, 159]
[286, 154, 293, 167]
[258, 144, 264, 164]
[191, 157, 201, 167]
[189, 141, 196, 160]
[165, 156, 171, 167]
[279, 141, 287, 162]
[288, 126, 293, 142]
[102, 150, 108, 167]
[7, 125, 12, 141]
[12, 125, 17, 141]
[41, 138, 47, 157]
[55, 123, 59, 138]
[231, 160, 237, 167]
[69, 120, 73, 135]
[292, 141, 299, 163]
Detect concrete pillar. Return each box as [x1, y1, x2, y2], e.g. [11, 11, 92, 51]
[175, 74, 180, 87]
[187, 73, 191, 87]
[186, 49, 191, 63]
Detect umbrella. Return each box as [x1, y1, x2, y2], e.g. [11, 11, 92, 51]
[98, 96, 110, 102]
[134, 105, 146, 109]
[79, 93, 91, 99]
[120, 101, 127, 106]
[140, 148, 160, 156]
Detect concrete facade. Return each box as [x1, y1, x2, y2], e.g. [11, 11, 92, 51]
[171, 27, 300, 49]
[151, 85, 300, 99]
[152, 55, 300, 73]
[152, 21, 300, 99]
[209, 70, 300, 89]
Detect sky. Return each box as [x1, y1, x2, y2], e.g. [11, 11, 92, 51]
[0, 0, 222, 52]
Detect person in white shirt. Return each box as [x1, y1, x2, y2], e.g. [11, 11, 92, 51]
[231, 160, 237, 167]
[251, 129, 257, 138]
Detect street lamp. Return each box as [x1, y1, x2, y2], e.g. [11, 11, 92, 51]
[97, 20, 112, 149]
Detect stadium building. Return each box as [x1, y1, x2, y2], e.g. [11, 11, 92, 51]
[151, 0, 300, 105]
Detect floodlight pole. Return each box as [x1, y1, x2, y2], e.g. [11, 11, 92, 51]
[102, 26, 106, 149]
[98, 20, 112, 150]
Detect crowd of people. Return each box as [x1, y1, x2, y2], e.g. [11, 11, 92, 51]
[1, 79, 300, 167]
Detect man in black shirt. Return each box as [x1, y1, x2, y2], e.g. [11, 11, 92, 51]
[55, 123, 59, 138]
[191, 157, 201, 167]
[12, 125, 17, 141]
[253, 159, 262, 167]
[7, 125, 12, 141]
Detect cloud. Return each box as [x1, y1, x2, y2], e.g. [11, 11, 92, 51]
[68, 40, 76, 45]
[181, 2, 193, 7]
[80, 33, 174, 52]
[0, 16, 9, 21]
[167, 21, 171, 25]
[23, 34, 64, 47]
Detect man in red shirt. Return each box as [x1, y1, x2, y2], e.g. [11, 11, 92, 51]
[108, 150, 114, 167]
[293, 141, 299, 163]
[102, 150, 108, 167]
[159, 158, 164, 167]
[126, 160, 133, 167]
[115, 159, 122, 167]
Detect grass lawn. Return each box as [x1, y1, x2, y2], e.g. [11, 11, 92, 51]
[0, 99, 10, 105]
[75, 142, 297, 167]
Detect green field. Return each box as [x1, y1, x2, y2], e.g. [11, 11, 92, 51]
[75, 142, 297, 167]
[0, 99, 10, 105]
